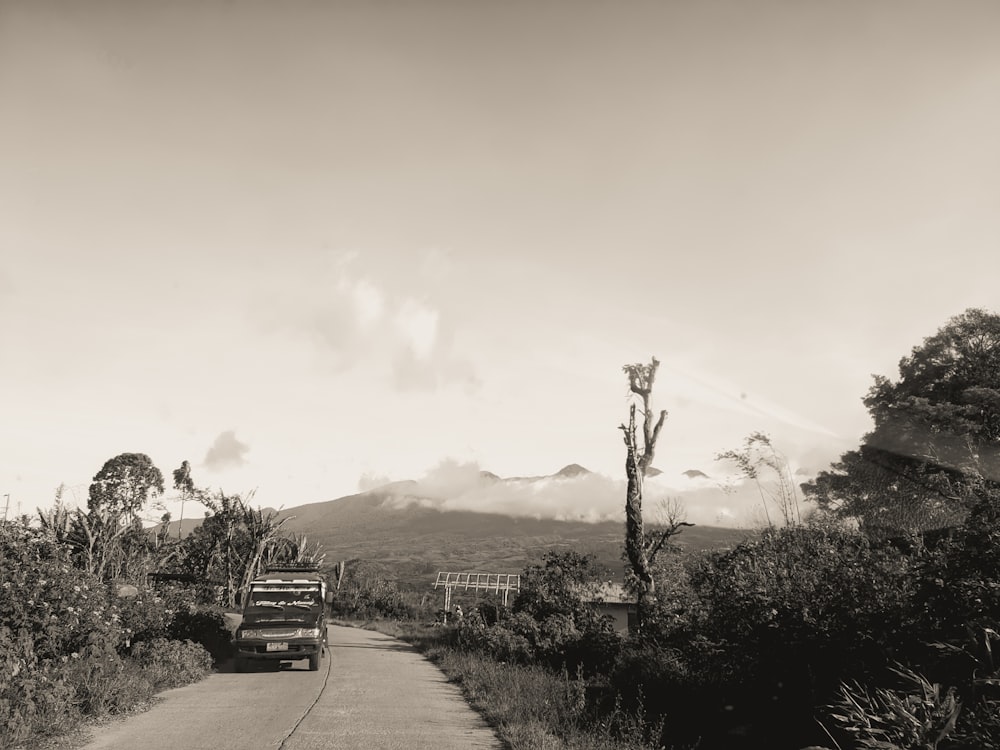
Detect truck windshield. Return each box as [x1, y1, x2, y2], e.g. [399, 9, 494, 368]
[248, 586, 321, 609]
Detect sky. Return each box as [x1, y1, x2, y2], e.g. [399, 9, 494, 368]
[2, 0, 999, 526]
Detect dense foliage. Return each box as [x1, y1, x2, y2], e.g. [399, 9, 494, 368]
[423, 500, 1000, 749]
[0, 521, 219, 749]
[804, 308, 1000, 535]
[0, 453, 299, 749]
[331, 560, 415, 620]
[413, 313, 1000, 748]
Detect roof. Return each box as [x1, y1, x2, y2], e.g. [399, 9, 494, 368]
[579, 581, 634, 605]
[251, 571, 324, 584]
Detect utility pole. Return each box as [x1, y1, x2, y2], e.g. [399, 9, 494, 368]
[2, 494, 9, 523]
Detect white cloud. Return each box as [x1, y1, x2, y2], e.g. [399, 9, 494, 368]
[203, 430, 250, 471]
[379, 458, 784, 526]
[256, 258, 477, 391]
[352, 278, 385, 328]
[394, 300, 438, 360]
[357, 471, 393, 492]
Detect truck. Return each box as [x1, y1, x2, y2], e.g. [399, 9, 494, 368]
[232, 563, 334, 672]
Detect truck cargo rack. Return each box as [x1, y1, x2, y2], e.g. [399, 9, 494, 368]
[264, 563, 322, 573]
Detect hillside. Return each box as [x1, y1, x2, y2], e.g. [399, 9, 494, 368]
[160, 465, 751, 591]
[273, 488, 747, 588]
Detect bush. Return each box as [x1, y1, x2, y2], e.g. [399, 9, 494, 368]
[0, 522, 219, 750]
[0, 634, 77, 750]
[130, 638, 213, 690]
[684, 525, 916, 687]
[456, 619, 536, 665]
[334, 569, 414, 620]
[117, 589, 174, 645]
[0, 525, 123, 661]
[918, 491, 1000, 639]
[167, 608, 234, 663]
[64, 642, 153, 718]
[824, 667, 962, 750]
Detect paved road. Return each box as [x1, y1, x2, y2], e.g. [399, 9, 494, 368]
[80, 625, 502, 750]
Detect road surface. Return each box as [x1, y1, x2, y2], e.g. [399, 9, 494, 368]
[80, 625, 502, 750]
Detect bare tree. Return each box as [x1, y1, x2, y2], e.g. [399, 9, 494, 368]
[619, 357, 692, 623]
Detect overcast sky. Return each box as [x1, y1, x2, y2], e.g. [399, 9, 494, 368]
[2, 0, 998, 525]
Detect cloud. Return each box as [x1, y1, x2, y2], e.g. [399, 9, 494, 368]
[203, 430, 249, 471]
[263, 256, 478, 391]
[379, 458, 779, 526]
[357, 471, 393, 492]
[395, 300, 438, 360]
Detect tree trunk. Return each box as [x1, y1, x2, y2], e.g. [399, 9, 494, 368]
[620, 358, 670, 630]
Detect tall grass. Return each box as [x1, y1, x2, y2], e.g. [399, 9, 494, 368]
[365, 621, 675, 750]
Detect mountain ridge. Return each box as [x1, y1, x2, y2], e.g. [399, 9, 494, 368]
[160, 464, 750, 589]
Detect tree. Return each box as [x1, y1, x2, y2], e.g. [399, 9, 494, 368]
[70, 453, 166, 580]
[514, 550, 605, 623]
[619, 357, 692, 624]
[174, 490, 298, 607]
[88, 452, 165, 519]
[804, 308, 1000, 535]
[172, 460, 194, 540]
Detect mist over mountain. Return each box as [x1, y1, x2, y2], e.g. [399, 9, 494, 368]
[363, 458, 775, 527]
[158, 462, 768, 587]
[271, 468, 749, 587]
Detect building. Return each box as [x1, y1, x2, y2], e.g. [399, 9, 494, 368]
[585, 581, 636, 634]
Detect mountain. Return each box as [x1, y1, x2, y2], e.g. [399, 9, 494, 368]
[158, 466, 751, 591]
[275, 491, 746, 590]
[683, 469, 711, 480]
[554, 463, 591, 478]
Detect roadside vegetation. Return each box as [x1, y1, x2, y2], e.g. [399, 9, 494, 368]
[0, 456, 315, 750]
[354, 502, 1000, 749]
[343, 309, 1000, 750]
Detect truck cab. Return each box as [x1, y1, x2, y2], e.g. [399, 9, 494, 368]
[233, 564, 333, 672]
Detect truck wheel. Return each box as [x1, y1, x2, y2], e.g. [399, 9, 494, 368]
[308, 652, 320, 671]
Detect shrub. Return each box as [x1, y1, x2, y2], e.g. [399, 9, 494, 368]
[0, 522, 219, 750]
[824, 667, 961, 750]
[117, 589, 174, 645]
[167, 608, 234, 663]
[63, 642, 153, 718]
[0, 525, 123, 661]
[514, 551, 608, 628]
[334, 570, 414, 620]
[456, 619, 536, 664]
[130, 638, 213, 690]
[917, 491, 1000, 639]
[685, 525, 916, 688]
[0, 634, 77, 750]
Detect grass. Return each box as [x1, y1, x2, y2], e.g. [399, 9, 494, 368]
[358, 620, 677, 750]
